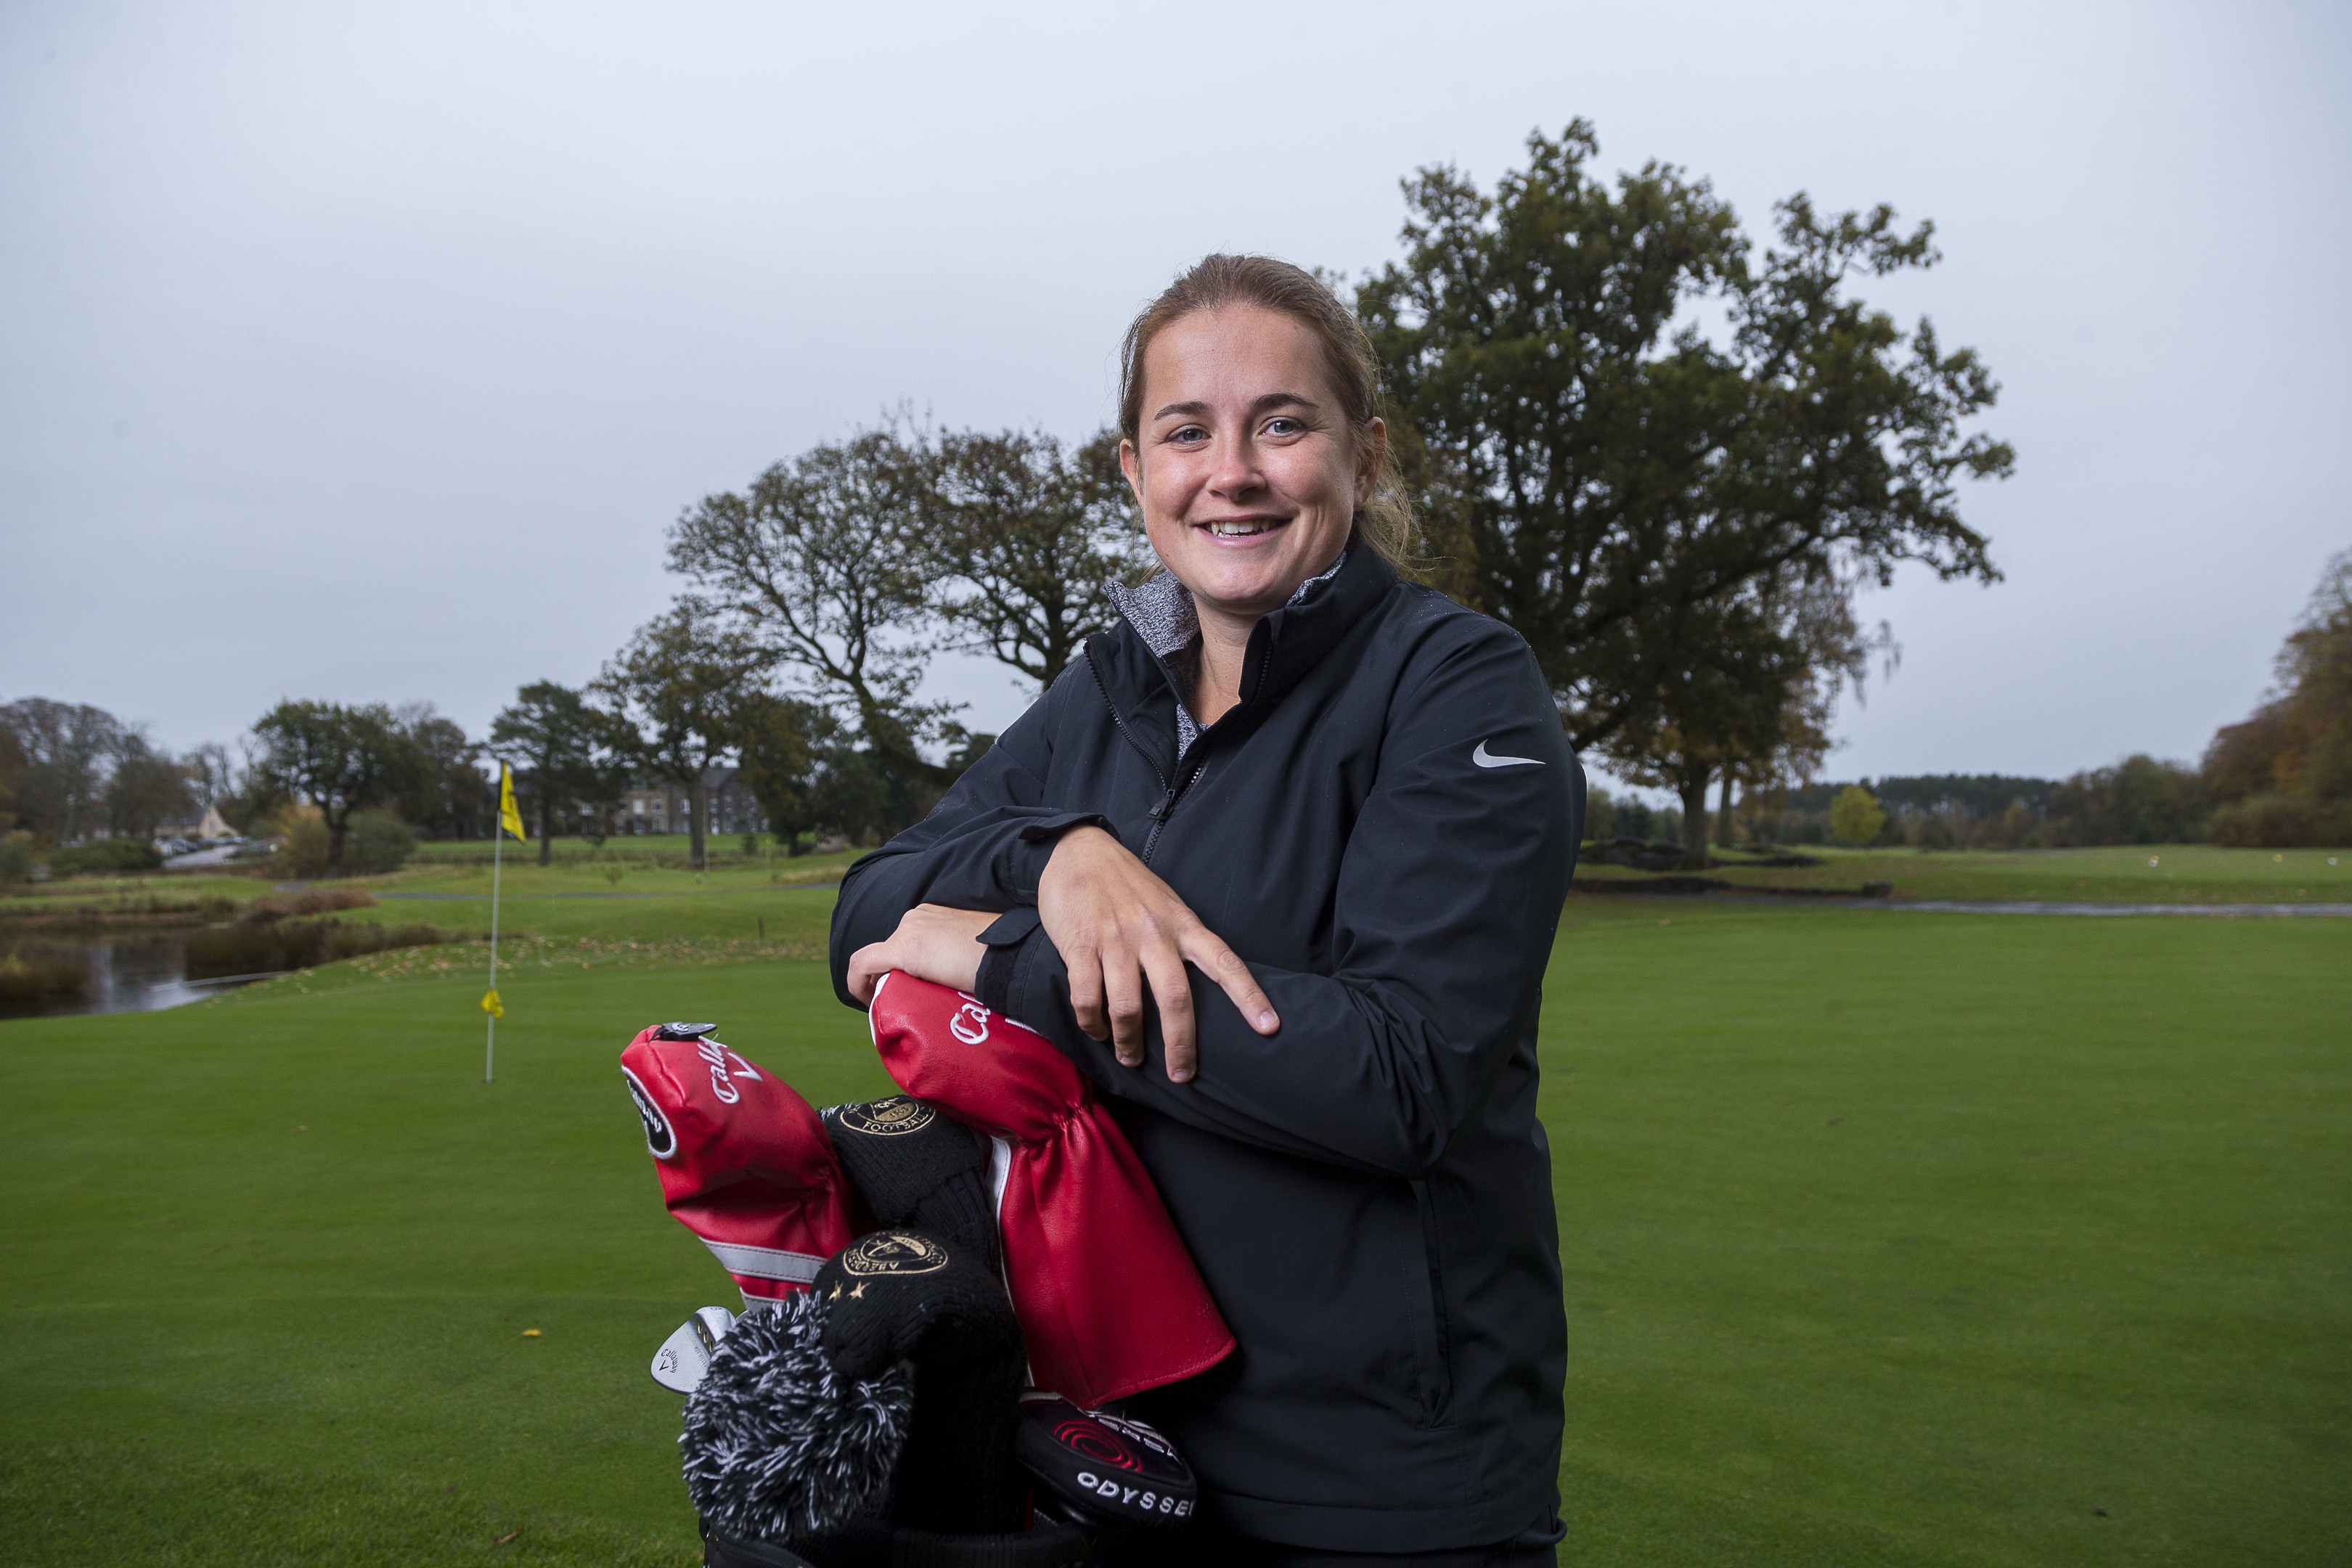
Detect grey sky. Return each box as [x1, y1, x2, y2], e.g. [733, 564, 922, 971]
[4, 1, 2345, 795]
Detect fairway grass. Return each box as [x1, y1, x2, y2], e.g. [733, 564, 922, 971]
[2, 905, 2345, 1565]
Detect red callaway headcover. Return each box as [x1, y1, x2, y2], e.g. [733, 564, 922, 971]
[621, 1025, 861, 1309]
[867, 973, 1234, 1410]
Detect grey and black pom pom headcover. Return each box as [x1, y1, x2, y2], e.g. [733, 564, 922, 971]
[679, 1289, 911, 1541]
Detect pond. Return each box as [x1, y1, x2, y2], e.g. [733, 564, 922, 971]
[0, 934, 270, 1019]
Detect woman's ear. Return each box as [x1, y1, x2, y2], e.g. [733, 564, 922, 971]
[1119, 437, 1144, 507]
[1356, 417, 1387, 506]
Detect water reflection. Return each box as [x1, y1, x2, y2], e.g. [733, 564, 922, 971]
[0, 935, 267, 1019]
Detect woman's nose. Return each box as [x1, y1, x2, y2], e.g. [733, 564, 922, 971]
[1207, 438, 1264, 499]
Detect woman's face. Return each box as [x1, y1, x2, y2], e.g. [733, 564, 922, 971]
[1122, 306, 1381, 629]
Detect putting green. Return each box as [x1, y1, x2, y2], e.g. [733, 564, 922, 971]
[1, 902, 2345, 1566]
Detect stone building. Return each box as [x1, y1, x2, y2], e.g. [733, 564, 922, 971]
[618, 768, 761, 838]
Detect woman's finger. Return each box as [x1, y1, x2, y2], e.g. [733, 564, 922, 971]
[1189, 931, 1281, 1034]
[1066, 941, 1108, 1042]
[1142, 944, 1198, 1082]
[846, 940, 894, 1005]
[1102, 944, 1146, 1066]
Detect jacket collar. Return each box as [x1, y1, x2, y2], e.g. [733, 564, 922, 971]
[1096, 542, 1397, 738]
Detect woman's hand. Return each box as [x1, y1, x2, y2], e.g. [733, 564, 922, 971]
[846, 905, 996, 1005]
[1038, 826, 1279, 1082]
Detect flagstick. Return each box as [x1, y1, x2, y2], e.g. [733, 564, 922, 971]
[486, 807, 502, 1085]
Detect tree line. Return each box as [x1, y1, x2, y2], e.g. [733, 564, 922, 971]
[4, 543, 2338, 879]
[1609, 548, 2348, 854]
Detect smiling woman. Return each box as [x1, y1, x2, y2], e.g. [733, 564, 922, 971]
[833, 256, 1586, 1565]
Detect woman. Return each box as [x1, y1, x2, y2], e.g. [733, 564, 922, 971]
[830, 256, 1583, 1566]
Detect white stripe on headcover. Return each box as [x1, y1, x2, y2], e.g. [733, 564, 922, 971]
[702, 1239, 825, 1283]
[988, 1133, 1032, 1387]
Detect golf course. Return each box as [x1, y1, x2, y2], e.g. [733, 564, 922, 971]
[2, 846, 2346, 1566]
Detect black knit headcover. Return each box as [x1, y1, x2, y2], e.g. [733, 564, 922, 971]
[682, 1229, 1027, 1543]
[813, 1230, 1027, 1535]
[824, 1097, 1002, 1275]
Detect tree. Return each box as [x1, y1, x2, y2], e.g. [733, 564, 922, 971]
[1357, 123, 2012, 754]
[1601, 586, 1811, 864]
[668, 424, 968, 788]
[489, 682, 626, 865]
[393, 705, 490, 841]
[105, 729, 194, 840]
[732, 692, 831, 854]
[596, 602, 767, 872]
[250, 701, 429, 877]
[185, 738, 279, 833]
[0, 715, 23, 832]
[807, 739, 941, 848]
[2204, 549, 2352, 833]
[1608, 570, 1887, 865]
[923, 428, 1152, 691]
[0, 698, 123, 843]
[1829, 784, 1886, 846]
[184, 743, 237, 825]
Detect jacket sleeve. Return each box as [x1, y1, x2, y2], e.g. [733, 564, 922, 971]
[985, 626, 1583, 1180]
[828, 670, 1107, 1008]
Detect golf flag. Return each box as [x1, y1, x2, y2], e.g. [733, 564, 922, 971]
[484, 766, 519, 1082]
[497, 764, 525, 841]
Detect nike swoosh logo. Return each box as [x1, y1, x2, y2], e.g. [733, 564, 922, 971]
[1472, 740, 1543, 769]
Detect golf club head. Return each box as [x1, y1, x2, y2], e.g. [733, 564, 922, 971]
[1013, 1392, 1196, 1530]
[650, 1304, 738, 1393]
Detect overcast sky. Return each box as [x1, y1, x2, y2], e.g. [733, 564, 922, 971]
[4, 1, 2345, 795]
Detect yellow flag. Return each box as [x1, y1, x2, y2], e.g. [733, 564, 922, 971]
[481, 988, 504, 1018]
[498, 763, 526, 841]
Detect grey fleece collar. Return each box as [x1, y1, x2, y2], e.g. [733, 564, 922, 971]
[1104, 549, 1349, 759]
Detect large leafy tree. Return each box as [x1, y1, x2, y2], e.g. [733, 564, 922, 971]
[923, 428, 1151, 691]
[667, 424, 968, 788]
[488, 682, 626, 864]
[596, 601, 768, 871]
[1357, 123, 2012, 754]
[250, 701, 428, 876]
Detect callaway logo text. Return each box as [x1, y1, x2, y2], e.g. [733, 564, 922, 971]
[695, 1038, 761, 1105]
[949, 993, 992, 1045]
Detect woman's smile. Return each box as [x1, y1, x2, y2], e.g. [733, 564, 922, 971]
[1201, 515, 1286, 540]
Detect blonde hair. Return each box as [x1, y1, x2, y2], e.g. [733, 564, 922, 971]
[1117, 255, 1416, 569]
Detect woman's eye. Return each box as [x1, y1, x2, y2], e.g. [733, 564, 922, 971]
[1262, 417, 1303, 437]
[1167, 425, 1209, 445]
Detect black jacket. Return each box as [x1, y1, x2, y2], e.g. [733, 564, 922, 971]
[830, 547, 1583, 1552]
